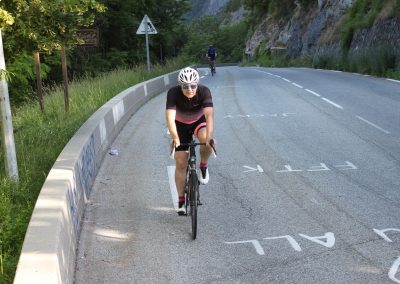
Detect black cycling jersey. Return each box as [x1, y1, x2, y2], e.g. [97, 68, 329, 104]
[166, 84, 213, 124]
[207, 47, 216, 61]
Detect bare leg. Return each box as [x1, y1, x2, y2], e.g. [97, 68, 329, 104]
[175, 151, 188, 197]
[197, 127, 212, 164]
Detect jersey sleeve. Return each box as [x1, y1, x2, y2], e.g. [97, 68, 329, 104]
[166, 87, 177, 110]
[202, 86, 213, 108]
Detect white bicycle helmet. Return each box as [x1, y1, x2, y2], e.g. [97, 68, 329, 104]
[178, 67, 199, 84]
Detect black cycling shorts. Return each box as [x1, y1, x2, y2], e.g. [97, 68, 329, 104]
[175, 115, 206, 151]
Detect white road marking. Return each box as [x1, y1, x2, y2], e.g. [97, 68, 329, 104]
[264, 235, 302, 251]
[373, 228, 400, 242]
[253, 69, 274, 76]
[277, 165, 303, 173]
[282, 78, 291, 82]
[282, 113, 296, 117]
[356, 115, 390, 134]
[275, 162, 357, 173]
[292, 83, 303, 89]
[167, 166, 178, 210]
[243, 165, 264, 173]
[387, 78, 400, 83]
[225, 240, 265, 255]
[321, 97, 344, 109]
[298, 232, 335, 248]
[334, 161, 358, 170]
[305, 89, 321, 97]
[307, 163, 330, 172]
[389, 257, 400, 283]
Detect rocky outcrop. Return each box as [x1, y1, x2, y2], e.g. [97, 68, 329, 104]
[351, 19, 400, 51]
[246, 0, 354, 58]
[187, 0, 230, 19]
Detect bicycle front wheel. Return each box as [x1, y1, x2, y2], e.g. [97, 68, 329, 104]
[189, 171, 199, 239]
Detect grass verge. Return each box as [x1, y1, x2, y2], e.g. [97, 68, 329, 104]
[0, 57, 187, 283]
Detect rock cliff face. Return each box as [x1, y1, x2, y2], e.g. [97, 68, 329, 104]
[244, 0, 400, 63]
[245, 0, 354, 58]
[187, 0, 231, 20]
[187, 0, 399, 65]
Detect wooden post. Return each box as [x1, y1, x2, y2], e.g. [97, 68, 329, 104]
[0, 29, 19, 181]
[34, 52, 44, 112]
[61, 46, 69, 112]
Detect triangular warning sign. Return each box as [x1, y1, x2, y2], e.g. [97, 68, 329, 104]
[136, 15, 157, 35]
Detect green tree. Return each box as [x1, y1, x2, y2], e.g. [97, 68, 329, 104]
[0, 0, 105, 105]
[181, 16, 220, 63]
[95, 0, 190, 64]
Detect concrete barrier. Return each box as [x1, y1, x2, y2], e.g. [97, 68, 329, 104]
[13, 70, 179, 284]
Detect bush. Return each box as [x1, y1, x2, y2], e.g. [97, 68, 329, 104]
[0, 58, 188, 283]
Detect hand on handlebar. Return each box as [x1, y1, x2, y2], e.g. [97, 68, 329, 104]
[208, 138, 217, 158]
[169, 138, 180, 159]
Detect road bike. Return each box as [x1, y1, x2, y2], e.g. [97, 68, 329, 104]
[208, 58, 216, 76]
[170, 139, 216, 239]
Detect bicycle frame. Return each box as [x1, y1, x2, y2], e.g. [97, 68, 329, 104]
[208, 59, 216, 75]
[184, 140, 204, 239]
[169, 139, 216, 239]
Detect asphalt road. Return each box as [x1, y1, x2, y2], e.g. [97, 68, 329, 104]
[75, 67, 400, 283]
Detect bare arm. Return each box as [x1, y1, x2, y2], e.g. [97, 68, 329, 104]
[203, 107, 214, 144]
[165, 109, 180, 147]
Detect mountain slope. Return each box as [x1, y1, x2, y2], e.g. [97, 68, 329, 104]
[186, 0, 230, 19]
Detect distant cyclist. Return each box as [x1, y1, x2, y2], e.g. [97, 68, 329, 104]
[206, 45, 217, 73]
[166, 67, 215, 215]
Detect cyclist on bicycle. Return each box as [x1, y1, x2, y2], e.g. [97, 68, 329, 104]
[166, 67, 215, 214]
[206, 45, 217, 73]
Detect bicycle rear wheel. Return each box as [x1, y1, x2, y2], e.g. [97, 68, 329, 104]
[189, 171, 199, 239]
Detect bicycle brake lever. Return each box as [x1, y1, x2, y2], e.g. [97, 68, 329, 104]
[170, 141, 176, 160]
[209, 139, 217, 158]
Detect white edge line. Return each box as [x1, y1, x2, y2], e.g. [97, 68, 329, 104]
[321, 97, 343, 109]
[282, 78, 291, 83]
[305, 89, 321, 97]
[389, 256, 400, 283]
[167, 166, 178, 210]
[292, 83, 303, 88]
[356, 115, 390, 134]
[387, 78, 400, 83]
[253, 69, 273, 76]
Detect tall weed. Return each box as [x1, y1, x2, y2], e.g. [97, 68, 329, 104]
[0, 58, 186, 283]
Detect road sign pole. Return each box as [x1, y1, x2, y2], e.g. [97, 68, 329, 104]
[145, 15, 150, 73]
[137, 15, 157, 73]
[0, 29, 19, 181]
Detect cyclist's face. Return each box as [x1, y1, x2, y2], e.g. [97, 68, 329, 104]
[180, 82, 198, 98]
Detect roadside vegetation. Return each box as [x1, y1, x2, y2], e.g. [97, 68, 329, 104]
[0, 0, 246, 281]
[246, 0, 400, 80]
[1, 0, 399, 282]
[0, 57, 187, 283]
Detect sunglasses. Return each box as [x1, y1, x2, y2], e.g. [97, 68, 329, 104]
[182, 83, 198, 90]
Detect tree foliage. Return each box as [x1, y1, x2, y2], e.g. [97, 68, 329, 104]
[1, 0, 106, 54]
[181, 13, 249, 64]
[0, 0, 190, 106]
